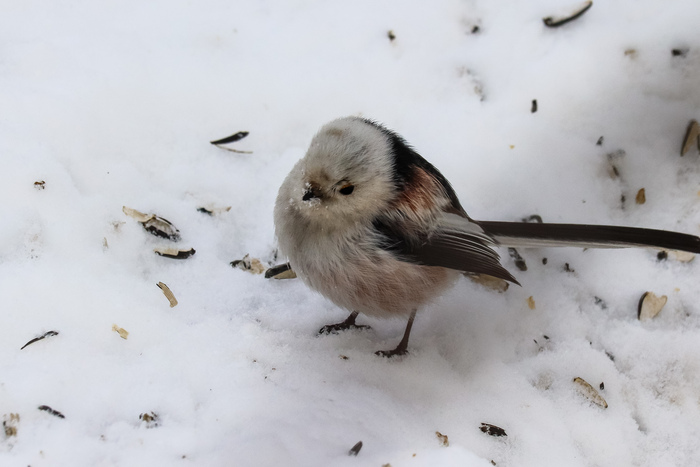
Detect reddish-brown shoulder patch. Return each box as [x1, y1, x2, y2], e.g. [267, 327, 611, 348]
[392, 167, 447, 214]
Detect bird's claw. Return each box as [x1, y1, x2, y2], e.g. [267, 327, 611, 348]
[374, 348, 409, 358]
[318, 323, 371, 335]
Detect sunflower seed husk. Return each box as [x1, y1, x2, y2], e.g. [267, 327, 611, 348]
[264, 263, 297, 279]
[139, 411, 159, 428]
[670, 250, 695, 262]
[122, 206, 181, 241]
[210, 131, 249, 145]
[681, 120, 700, 156]
[3, 414, 19, 437]
[468, 274, 509, 292]
[637, 291, 667, 320]
[543, 0, 593, 28]
[527, 296, 536, 309]
[154, 247, 196, 260]
[231, 254, 266, 274]
[348, 441, 363, 456]
[20, 330, 59, 350]
[479, 423, 507, 437]
[436, 431, 450, 446]
[197, 206, 232, 216]
[38, 405, 65, 419]
[573, 377, 608, 408]
[156, 282, 178, 307]
[112, 324, 129, 340]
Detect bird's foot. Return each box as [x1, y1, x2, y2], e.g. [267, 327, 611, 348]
[318, 311, 370, 335]
[318, 322, 371, 335]
[374, 347, 409, 358]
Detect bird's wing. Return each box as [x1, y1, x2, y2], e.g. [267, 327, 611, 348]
[373, 212, 519, 284]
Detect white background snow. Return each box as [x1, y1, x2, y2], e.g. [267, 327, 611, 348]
[2, 0, 700, 465]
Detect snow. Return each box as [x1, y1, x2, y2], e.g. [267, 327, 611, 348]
[1, 0, 700, 465]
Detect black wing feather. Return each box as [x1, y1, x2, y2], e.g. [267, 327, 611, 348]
[373, 215, 519, 284]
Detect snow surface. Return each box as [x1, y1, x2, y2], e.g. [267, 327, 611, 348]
[2, 0, 700, 465]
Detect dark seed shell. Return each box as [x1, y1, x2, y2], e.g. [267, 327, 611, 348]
[210, 131, 249, 145]
[348, 441, 363, 456]
[38, 405, 65, 419]
[479, 423, 507, 437]
[543, 1, 593, 28]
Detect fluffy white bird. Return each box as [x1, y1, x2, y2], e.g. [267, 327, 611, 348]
[274, 117, 700, 357]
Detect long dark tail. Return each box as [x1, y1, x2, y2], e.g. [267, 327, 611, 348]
[477, 221, 700, 254]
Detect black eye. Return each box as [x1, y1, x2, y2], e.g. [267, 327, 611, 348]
[339, 184, 354, 195]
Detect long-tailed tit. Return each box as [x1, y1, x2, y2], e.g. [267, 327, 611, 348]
[274, 117, 700, 357]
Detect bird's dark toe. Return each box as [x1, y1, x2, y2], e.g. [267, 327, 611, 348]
[374, 347, 409, 358]
[318, 323, 371, 335]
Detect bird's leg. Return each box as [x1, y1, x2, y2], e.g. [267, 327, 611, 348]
[375, 309, 417, 358]
[318, 310, 371, 335]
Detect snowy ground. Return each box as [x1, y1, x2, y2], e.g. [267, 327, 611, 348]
[2, 0, 700, 465]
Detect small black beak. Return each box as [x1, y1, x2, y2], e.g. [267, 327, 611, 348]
[302, 189, 319, 201]
[302, 184, 322, 201]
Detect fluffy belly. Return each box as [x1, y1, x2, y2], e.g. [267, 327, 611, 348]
[295, 249, 458, 319]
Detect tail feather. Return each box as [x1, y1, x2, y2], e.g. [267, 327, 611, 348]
[477, 221, 700, 254]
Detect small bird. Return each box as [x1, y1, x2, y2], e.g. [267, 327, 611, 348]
[274, 117, 700, 357]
